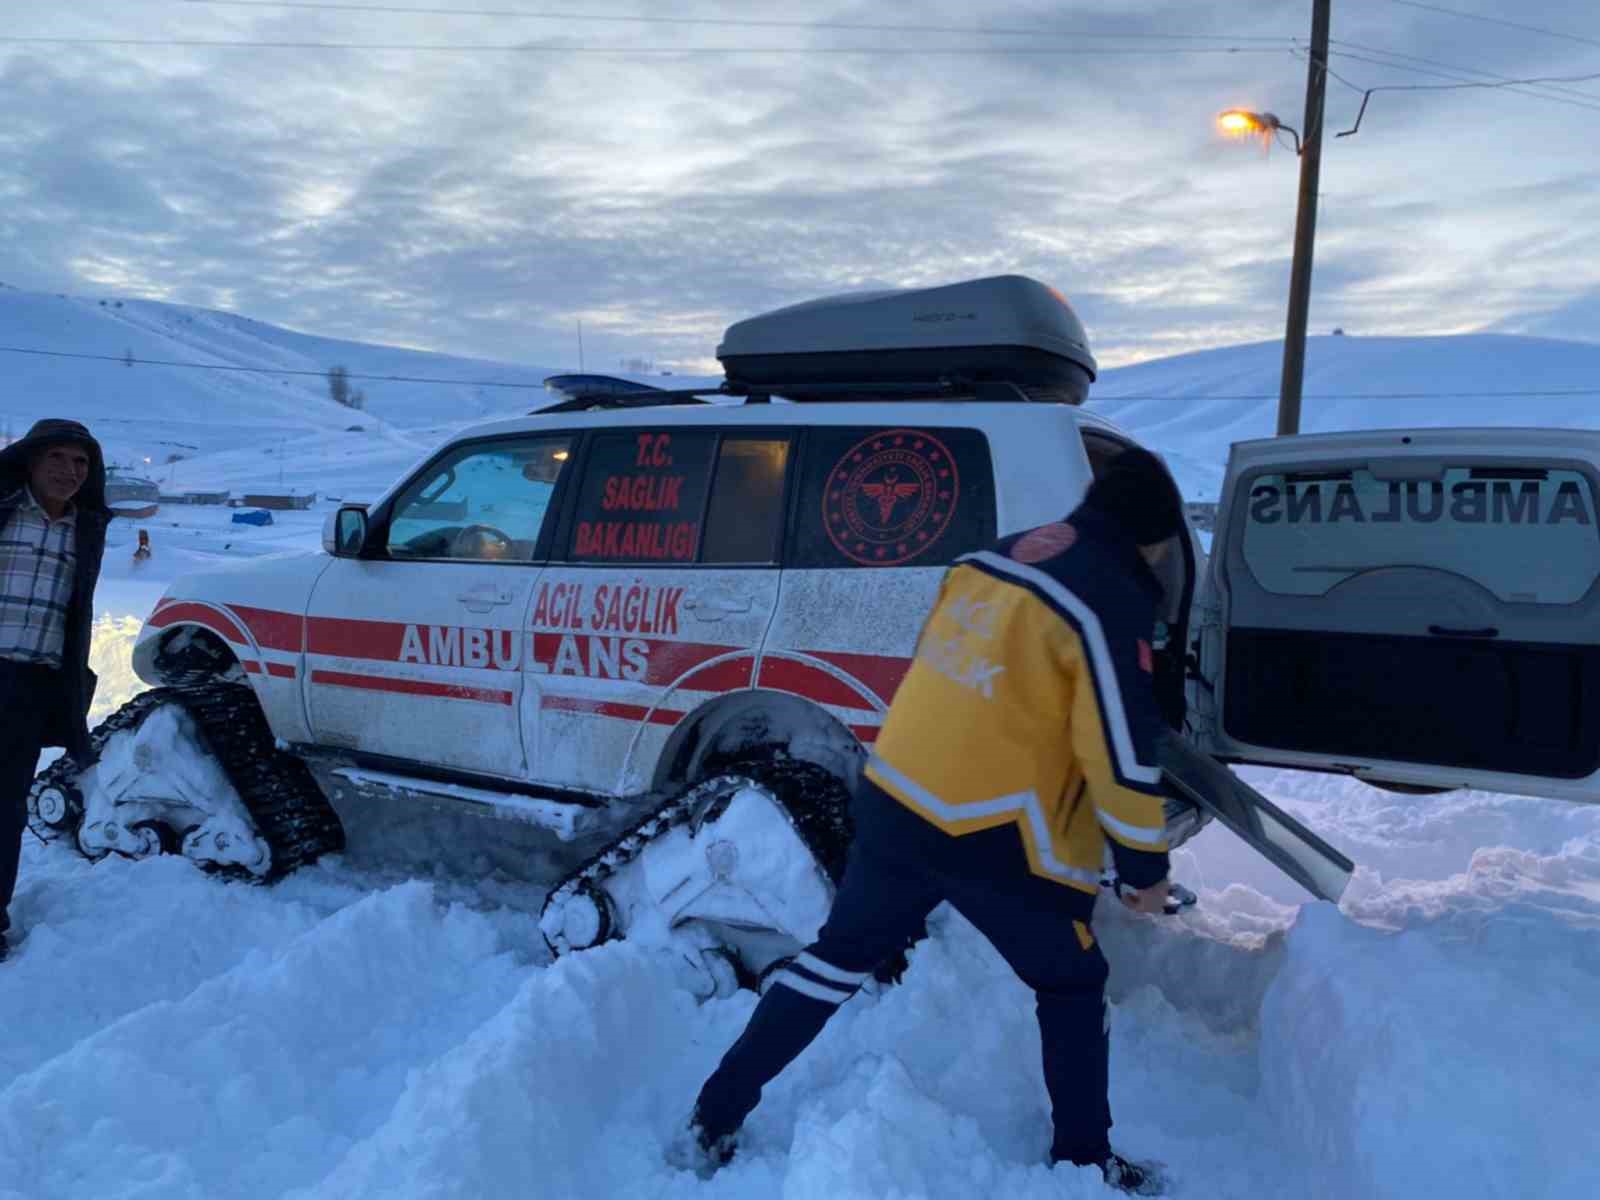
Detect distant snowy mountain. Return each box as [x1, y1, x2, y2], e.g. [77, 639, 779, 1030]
[0, 284, 581, 494]
[1095, 332, 1600, 499]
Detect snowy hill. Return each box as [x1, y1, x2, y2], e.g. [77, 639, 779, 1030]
[0, 285, 568, 498]
[0, 283, 718, 499]
[1095, 332, 1600, 500]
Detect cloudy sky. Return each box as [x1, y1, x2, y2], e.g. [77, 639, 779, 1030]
[3, 1, 1597, 373]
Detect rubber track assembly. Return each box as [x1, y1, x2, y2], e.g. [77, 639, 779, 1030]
[540, 757, 852, 954]
[29, 683, 344, 880]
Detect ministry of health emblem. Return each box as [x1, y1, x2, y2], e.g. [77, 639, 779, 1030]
[823, 430, 960, 565]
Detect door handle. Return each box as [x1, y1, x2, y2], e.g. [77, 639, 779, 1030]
[683, 594, 752, 620]
[1427, 624, 1499, 639]
[457, 586, 514, 613]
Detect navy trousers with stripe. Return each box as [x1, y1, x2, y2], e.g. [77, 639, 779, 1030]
[693, 785, 1114, 1166]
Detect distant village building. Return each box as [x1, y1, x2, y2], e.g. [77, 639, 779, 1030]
[159, 489, 232, 506]
[240, 489, 317, 511]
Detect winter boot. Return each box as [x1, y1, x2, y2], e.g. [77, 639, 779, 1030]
[1097, 1152, 1166, 1196]
[665, 1112, 737, 1179]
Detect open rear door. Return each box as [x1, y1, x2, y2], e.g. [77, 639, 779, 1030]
[1195, 428, 1600, 803]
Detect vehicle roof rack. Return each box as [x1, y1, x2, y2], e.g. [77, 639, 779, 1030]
[530, 377, 1043, 414]
[535, 390, 715, 414]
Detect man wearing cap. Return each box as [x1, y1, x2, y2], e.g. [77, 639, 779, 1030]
[0, 419, 111, 963]
[678, 448, 1185, 1196]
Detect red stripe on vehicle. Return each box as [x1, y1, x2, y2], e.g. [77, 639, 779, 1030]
[241, 660, 263, 674]
[265, 662, 297, 679]
[808, 649, 912, 705]
[307, 615, 411, 660]
[147, 602, 251, 647]
[543, 693, 873, 741]
[541, 695, 685, 727]
[757, 656, 882, 711]
[527, 633, 742, 688]
[645, 639, 744, 687]
[231, 604, 304, 653]
[310, 669, 514, 706]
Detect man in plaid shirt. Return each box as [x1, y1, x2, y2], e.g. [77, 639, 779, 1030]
[0, 419, 110, 963]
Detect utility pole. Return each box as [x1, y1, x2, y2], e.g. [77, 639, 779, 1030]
[1276, 0, 1331, 436]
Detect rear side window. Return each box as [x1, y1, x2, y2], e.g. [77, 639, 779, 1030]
[568, 430, 717, 563]
[1243, 465, 1600, 604]
[791, 426, 995, 568]
[702, 436, 792, 564]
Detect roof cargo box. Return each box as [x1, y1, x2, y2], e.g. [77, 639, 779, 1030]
[716, 275, 1097, 403]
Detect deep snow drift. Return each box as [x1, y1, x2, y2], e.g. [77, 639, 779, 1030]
[3, 287, 1599, 1198]
[4, 783, 1596, 1200]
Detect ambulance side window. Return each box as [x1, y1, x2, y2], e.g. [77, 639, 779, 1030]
[386, 434, 573, 562]
[566, 430, 718, 564]
[789, 427, 995, 568]
[702, 436, 792, 564]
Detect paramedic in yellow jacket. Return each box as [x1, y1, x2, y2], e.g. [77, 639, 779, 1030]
[681, 449, 1184, 1197]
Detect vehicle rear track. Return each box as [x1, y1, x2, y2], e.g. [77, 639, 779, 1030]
[29, 683, 344, 880]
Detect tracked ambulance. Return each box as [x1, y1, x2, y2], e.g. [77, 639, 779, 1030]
[31, 275, 1600, 994]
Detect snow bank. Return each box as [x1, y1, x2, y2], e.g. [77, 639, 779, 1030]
[88, 613, 150, 726]
[1261, 837, 1600, 1200]
[0, 879, 526, 1200]
[6, 826, 1593, 1198]
[289, 910, 1283, 1200]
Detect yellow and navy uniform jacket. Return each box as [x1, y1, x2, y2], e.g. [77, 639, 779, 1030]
[863, 505, 1171, 910]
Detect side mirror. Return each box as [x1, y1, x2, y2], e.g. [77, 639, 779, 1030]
[324, 505, 370, 557]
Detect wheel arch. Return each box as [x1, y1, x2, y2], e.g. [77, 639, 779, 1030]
[135, 613, 253, 688]
[649, 688, 867, 792]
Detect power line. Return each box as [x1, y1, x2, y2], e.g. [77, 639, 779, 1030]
[1328, 54, 1600, 97]
[180, 1, 1303, 43]
[1326, 51, 1600, 130]
[0, 35, 1294, 55]
[1321, 58, 1373, 96]
[1332, 38, 1600, 104]
[0, 345, 551, 389]
[1314, 48, 1600, 123]
[8, 345, 1600, 402]
[1387, 0, 1600, 52]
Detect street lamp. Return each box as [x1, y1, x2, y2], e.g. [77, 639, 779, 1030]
[1217, 109, 1301, 155]
[1218, 0, 1331, 436]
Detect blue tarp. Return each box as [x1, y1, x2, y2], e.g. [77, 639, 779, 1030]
[231, 508, 274, 526]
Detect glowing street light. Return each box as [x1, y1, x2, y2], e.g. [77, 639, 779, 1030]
[1216, 109, 1302, 155]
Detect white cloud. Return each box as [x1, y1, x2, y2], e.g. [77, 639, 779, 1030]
[2, 0, 1596, 374]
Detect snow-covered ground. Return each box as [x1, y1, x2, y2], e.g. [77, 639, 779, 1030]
[7, 722, 1596, 1199]
[3, 286, 1599, 1198]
